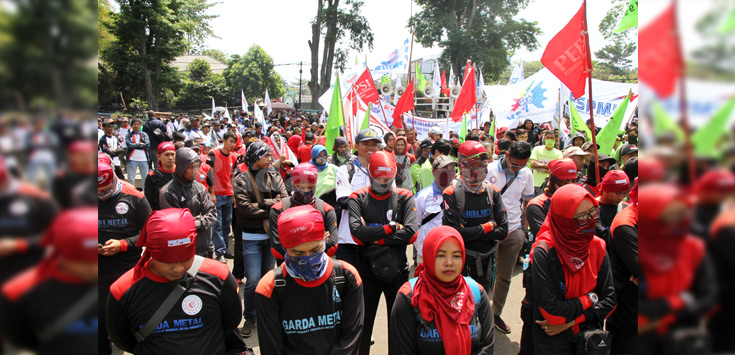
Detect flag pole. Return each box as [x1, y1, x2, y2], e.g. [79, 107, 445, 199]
[672, 1, 697, 184]
[583, 0, 601, 186]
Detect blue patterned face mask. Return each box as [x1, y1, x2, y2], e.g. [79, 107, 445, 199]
[284, 249, 329, 281]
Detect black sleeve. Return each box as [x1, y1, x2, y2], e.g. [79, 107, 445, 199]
[676, 254, 718, 323]
[383, 194, 417, 246]
[595, 216, 609, 242]
[143, 174, 157, 210]
[195, 187, 217, 230]
[140, 132, 150, 150]
[611, 225, 638, 278]
[581, 253, 617, 325]
[389, 289, 419, 355]
[532, 246, 586, 325]
[329, 263, 364, 355]
[206, 168, 215, 187]
[488, 189, 508, 241]
[475, 287, 495, 355]
[268, 206, 285, 260]
[207, 151, 216, 168]
[348, 196, 389, 244]
[0, 295, 37, 350]
[527, 204, 546, 237]
[158, 185, 179, 210]
[106, 294, 136, 353]
[255, 279, 285, 355]
[221, 273, 243, 335]
[124, 196, 152, 247]
[324, 206, 339, 255]
[441, 190, 489, 245]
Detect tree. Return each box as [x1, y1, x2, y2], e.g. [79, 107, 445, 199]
[99, 0, 116, 55]
[176, 59, 228, 109]
[308, 0, 374, 109]
[689, 1, 735, 81]
[593, 0, 637, 82]
[201, 48, 228, 63]
[102, 0, 217, 110]
[409, 0, 540, 84]
[223, 45, 285, 105]
[179, 0, 220, 53]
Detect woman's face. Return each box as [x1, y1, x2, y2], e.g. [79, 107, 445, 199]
[434, 238, 463, 283]
[386, 135, 395, 148]
[395, 140, 406, 153]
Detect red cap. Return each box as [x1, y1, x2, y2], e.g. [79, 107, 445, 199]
[68, 140, 96, 154]
[277, 205, 325, 249]
[368, 151, 397, 179]
[548, 158, 578, 180]
[458, 141, 487, 159]
[41, 208, 98, 262]
[638, 157, 665, 183]
[157, 141, 175, 155]
[695, 169, 735, 195]
[292, 163, 318, 185]
[598, 170, 630, 194]
[98, 162, 115, 187]
[542, 123, 552, 131]
[98, 152, 112, 166]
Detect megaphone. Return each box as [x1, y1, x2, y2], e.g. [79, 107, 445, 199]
[395, 86, 405, 97]
[424, 86, 435, 98]
[380, 83, 394, 95]
[450, 85, 462, 98]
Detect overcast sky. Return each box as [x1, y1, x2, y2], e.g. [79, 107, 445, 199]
[203, 0, 709, 83]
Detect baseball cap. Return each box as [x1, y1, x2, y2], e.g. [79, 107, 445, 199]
[432, 155, 457, 170]
[450, 138, 461, 146]
[202, 122, 211, 127]
[598, 170, 630, 194]
[548, 158, 578, 180]
[597, 153, 617, 165]
[563, 146, 590, 158]
[98, 162, 115, 187]
[428, 126, 443, 136]
[292, 163, 318, 185]
[368, 151, 397, 179]
[581, 141, 600, 151]
[355, 128, 381, 143]
[458, 141, 487, 160]
[620, 144, 638, 157]
[420, 138, 433, 149]
[102, 119, 115, 127]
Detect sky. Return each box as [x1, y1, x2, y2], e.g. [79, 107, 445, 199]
[203, 0, 710, 84]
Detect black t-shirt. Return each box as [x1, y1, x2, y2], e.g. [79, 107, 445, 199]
[144, 168, 174, 210]
[442, 183, 508, 254]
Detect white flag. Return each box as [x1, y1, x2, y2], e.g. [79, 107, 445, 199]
[211, 97, 215, 118]
[223, 108, 231, 120]
[253, 103, 265, 127]
[432, 61, 441, 97]
[449, 66, 456, 87]
[508, 60, 525, 85]
[264, 89, 273, 115]
[241, 90, 248, 113]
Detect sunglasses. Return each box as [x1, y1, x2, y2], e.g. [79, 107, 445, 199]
[573, 206, 600, 226]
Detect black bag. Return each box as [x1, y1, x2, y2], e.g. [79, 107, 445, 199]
[574, 328, 611, 355]
[662, 328, 709, 355]
[153, 127, 172, 142]
[366, 244, 403, 283]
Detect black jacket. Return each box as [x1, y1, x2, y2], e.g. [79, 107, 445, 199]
[233, 167, 288, 234]
[143, 117, 167, 149]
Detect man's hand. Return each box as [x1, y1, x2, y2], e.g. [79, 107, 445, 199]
[100, 239, 122, 256]
[536, 319, 574, 336]
[0, 238, 19, 257]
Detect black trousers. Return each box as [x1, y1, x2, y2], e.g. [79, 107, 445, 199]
[359, 273, 408, 355]
[232, 205, 244, 279]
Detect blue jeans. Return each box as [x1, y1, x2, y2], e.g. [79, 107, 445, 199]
[242, 238, 274, 321]
[213, 195, 232, 256]
[127, 160, 148, 189]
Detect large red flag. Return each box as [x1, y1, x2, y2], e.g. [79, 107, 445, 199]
[540, 2, 590, 99]
[639, 4, 681, 98]
[352, 68, 381, 105]
[441, 69, 448, 96]
[450, 66, 476, 122]
[392, 79, 415, 128]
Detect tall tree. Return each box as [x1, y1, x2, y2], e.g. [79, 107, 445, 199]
[409, 0, 540, 83]
[594, 0, 637, 82]
[176, 58, 228, 109]
[201, 48, 228, 63]
[102, 0, 217, 110]
[223, 45, 285, 105]
[308, 0, 374, 109]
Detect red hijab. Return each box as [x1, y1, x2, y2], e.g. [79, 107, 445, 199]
[288, 135, 302, 154]
[412, 226, 475, 355]
[539, 184, 599, 272]
[639, 183, 690, 273]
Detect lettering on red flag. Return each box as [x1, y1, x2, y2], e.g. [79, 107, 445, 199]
[541, 2, 590, 99]
[352, 68, 381, 105]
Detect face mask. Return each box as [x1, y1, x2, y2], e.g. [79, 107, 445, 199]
[341, 149, 351, 159]
[292, 188, 315, 205]
[434, 170, 454, 189]
[545, 139, 556, 148]
[315, 157, 327, 166]
[98, 180, 123, 201]
[628, 135, 638, 145]
[460, 166, 488, 194]
[370, 176, 394, 195]
[284, 250, 328, 281]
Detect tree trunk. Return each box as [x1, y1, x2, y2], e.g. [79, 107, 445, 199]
[317, 0, 339, 109]
[134, 1, 156, 110]
[308, 0, 324, 109]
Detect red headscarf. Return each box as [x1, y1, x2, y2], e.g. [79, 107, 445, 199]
[540, 184, 599, 272]
[134, 208, 197, 279]
[639, 183, 690, 273]
[288, 135, 303, 154]
[412, 226, 475, 355]
[638, 157, 665, 183]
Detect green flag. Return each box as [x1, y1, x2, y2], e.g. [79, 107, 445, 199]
[614, 0, 638, 32]
[416, 63, 427, 91]
[360, 103, 371, 131]
[692, 98, 735, 154]
[325, 75, 344, 154]
[459, 113, 467, 143]
[569, 98, 593, 141]
[651, 100, 684, 142]
[596, 92, 631, 155]
[380, 75, 390, 85]
[719, 6, 735, 33]
[489, 116, 495, 139]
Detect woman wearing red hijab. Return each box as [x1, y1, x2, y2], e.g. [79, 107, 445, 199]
[531, 184, 616, 355]
[390, 226, 494, 355]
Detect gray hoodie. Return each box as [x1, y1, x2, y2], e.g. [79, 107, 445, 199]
[159, 147, 217, 256]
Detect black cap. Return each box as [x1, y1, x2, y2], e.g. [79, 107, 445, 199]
[355, 128, 381, 143]
[420, 138, 433, 149]
[597, 153, 617, 165]
[620, 144, 638, 157]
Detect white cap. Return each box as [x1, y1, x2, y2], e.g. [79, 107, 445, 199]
[563, 146, 591, 158]
[428, 126, 443, 135]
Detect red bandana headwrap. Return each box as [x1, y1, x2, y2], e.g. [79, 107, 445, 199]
[541, 184, 599, 272]
[68, 140, 96, 154]
[37, 208, 98, 275]
[134, 208, 197, 279]
[97, 162, 115, 188]
[278, 205, 325, 249]
[548, 158, 578, 180]
[412, 226, 475, 355]
[98, 152, 112, 166]
[157, 141, 175, 155]
[597, 170, 630, 196]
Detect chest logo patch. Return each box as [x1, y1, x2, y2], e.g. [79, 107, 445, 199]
[9, 201, 28, 216]
[199, 173, 205, 180]
[182, 295, 202, 315]
[115, 202, 129, 215]
[332, 285, 341, 303]
[386, 209, 393, 221]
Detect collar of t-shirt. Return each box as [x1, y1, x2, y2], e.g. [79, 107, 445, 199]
[431, 182, 443, 196]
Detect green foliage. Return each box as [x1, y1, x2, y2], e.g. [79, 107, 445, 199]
[175, 59, 228, 109]
[690, 1, 735, 81]
[201, 48, 228, 63]
[594, 0, 637, 83]
[223, 45, 285, 105]
[99, 0, 116, 55]
[409, 0, 540, 83]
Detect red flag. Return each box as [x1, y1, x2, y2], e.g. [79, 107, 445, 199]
[441, 69, 448, 96]
[450, 67, 476, 122]
[392, 79, 415, 128]
[540, 2, 590, 99]
[639, 4, 681, 98]
[352, 68, 381, 105]
[463, 59, 472, 84]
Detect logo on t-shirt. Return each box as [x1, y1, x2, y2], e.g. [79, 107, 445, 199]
[9, 201, 28, 216]
[332, 285, 341, 303]
[450, 292, 465, 311]
[182, 295, 202, 315]
[386, 209, 393, 221]
[115, 202, 129, 215]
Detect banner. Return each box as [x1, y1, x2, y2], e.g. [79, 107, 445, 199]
[566, 78, 638, 129]
[642, 79, 735, 128]
[372, 38, 411, 77]
[482, 68, 562, 129]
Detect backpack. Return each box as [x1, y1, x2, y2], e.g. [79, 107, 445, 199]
[452, 179, 496, 221]
[281, 197, 326, 214]
[272, 261, 346, 307]
[407, 276, 482, 329]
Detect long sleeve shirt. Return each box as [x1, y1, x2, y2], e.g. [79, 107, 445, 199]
[442, 183, 508, 254]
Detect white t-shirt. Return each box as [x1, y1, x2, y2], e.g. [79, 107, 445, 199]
[486, 158, 535, 232]
[128, 133, 147, 162]
[414, 184, 445, 257]
[104, 135, 122, 166]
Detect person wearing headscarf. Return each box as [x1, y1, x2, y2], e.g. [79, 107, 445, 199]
[310, 144, 340, 199]
[329, 137, 354, 168]
[392, 136, 416, 190]
[256, 205, 364, 355]
[595, 170, 630, 246]
[390, 226, 494, 354]
[691, 169, 735, 240]
[638, 184, 717, 355]
[106, 208, 248, 355]
[530, 184, 616, 355]
[233, 141, 288, 338]
[383, 131, 395, 153]
[143, 142, 176, 210]
[268, 163, 339, 261]
[0, 208, 98, 355]
[159, 147, 217, 258]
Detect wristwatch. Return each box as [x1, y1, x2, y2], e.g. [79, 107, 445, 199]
[388, 221, 397, 233]
[587, 292, 599, 306]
